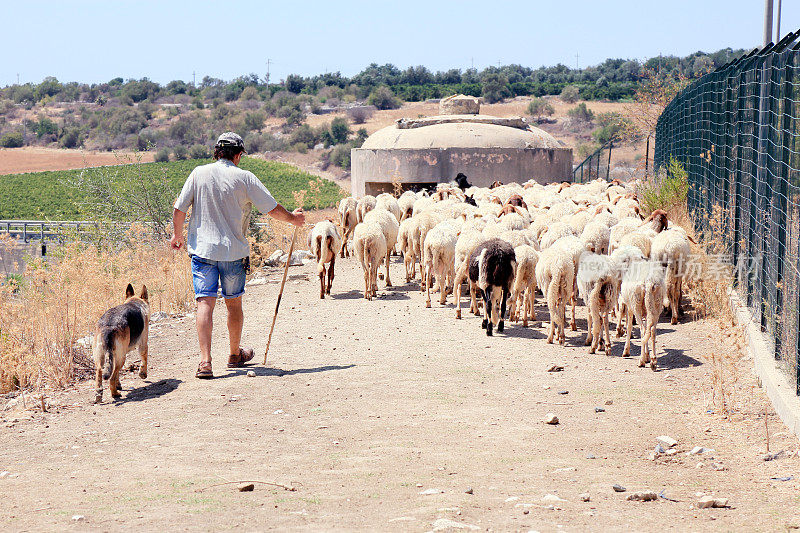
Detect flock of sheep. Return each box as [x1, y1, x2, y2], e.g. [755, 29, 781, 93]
[307, 178, 696, 371]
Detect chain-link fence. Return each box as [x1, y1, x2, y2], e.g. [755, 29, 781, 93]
[655, 30, 800, 395]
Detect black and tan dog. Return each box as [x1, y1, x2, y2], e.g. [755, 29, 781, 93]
[92, 284, 150, 403]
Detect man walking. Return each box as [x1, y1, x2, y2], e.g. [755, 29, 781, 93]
[170, 132, 305, 378]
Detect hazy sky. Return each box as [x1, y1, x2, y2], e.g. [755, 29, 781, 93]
[3, 0, 798, 86]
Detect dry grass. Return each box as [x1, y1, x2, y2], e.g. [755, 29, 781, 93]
[0, 228, 192, 394]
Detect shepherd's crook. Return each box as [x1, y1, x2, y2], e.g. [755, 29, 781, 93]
[264, 225, 299, 364]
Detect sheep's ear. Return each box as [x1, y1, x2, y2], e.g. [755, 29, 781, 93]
[125, 284, 135, 299]
[140, 285, 149, 302]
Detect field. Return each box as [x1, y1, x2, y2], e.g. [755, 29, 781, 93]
[0, 156, 343, 220]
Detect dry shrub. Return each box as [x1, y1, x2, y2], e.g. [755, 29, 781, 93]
[0, 229, 192, 393]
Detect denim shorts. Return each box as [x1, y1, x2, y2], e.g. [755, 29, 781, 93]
[191, 255, 247, 299]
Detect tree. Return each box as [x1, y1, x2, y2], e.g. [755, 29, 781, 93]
[560, 85, 580, 103]
[367, 86, 401, 110]
[592, 112, 630, 144]
[285, 74, 305, 94]
[481, 73, 510, 104]
[0, 132, 24, 148]
[526, 97, 554, 122]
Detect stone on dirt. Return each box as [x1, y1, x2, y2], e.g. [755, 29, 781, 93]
[542, 494, 567, 503]
[238, 483, 255, 492]
[545, 413, 559, 425]
[656, 435, 678, 448]
[612, 484, 627, 492]
[465, 487, 473, 494]
[547, 364, 564, 372]
[579, 493, 591, 502]
[431, 518, 480, 531]
[687, 446, 714, 455]
[626, 491, 658, 502]
[419, 488, 444, 495]
[247, 370, 256, 377]
[697, 496, 729, 509]
[71, 515, 85, 522]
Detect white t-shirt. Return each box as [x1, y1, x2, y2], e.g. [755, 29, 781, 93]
[174, 159, 278, 261]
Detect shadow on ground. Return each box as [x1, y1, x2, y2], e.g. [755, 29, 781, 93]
[114, 378, 182, 405]
[221, 364, 356, 379]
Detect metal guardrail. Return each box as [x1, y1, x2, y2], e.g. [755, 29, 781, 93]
[0, 220, 102, 243]
[655, 28, 800, 395]
[572, 141, 613, 183]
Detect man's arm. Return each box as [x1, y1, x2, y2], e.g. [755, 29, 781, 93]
[170, 208, 187, 250]
[267, 204, 305, 227]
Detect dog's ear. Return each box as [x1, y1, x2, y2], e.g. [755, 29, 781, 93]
[140, 285, 149, 302]
[125, 283, 135, 299]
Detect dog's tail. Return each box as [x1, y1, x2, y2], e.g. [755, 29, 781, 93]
[99, 331, 115, 380]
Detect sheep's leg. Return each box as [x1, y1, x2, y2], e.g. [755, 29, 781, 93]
[327, 256, 335, 295]
[454, 267, 465, 319]
[498, 288, 508, 333]
[585, 310, 593, 346]
[425, 262, 433, 308]
[570, 295, 577, 331]
[363, 265, 370, 300]
[509, 290, 518, 323]
[384, 251, 392, 288]
[529, 282, 537, 320]
[639, 318, 651, 368]
[483, 290, 493, 336]
[616, 303, 626, 337]
[603, 310, 612, 354]
[649, 318, 658, 371]
[319, 267, 326, 299]
[677, 276, 685, 317]
[589, 308, 601, 354]
[622, 307, 633, 357]
[439, 266, 448, 306]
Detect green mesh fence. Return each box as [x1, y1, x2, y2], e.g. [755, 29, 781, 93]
[655, 30, 800, 395]
[572, 141, 613, 184]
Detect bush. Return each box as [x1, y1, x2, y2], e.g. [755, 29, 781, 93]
[352, 128, 368, 148]
[188, 144, 211, 159]
[173, 145, 188, 160]
[640, 156, 689, 213]
[33, 117, 59, 138]
[576, 142, 600, 159]
[288, 124, 316, 149]
[567, 102, 594, 123]
[367, 86, 401, 110]
[330, 117, 350, 145]
[347, 106, 374, 124]
[561, 85, 580, 103]
[592, 112, 631, 145]
[243, 111, 266, 133]
[0, 132, 24, 148]
[59, 127, 81, 149]
[527, 97, 555, 122]
[329, 144, 351, 170]
[154, 148, 171, 163]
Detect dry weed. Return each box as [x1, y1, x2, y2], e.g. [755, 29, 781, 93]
[0, 229, 192, 394]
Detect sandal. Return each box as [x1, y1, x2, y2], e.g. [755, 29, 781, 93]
[196, 361, 213, 379]
[228, 346, 255, 368]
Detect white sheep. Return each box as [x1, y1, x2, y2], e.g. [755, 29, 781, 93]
[353, 222, 387, 301]
[549, 235, 585, 331]
[423, 220, 460, 307]
[411, 211, 445, 292]
[535, 246, 575, 345]
[307, 220, 342, 299]
[539, 221, 576, 250]
[580, 221, 611, 255]
[356, 195, 377, 223]
[620, 260, 666, 369]
[577, 251, 615, 353]
[375, 193, 402, 224]
[337, 197, 358, 258]
[650, 228, 692, 325]
[398, 191, 417, 221]
[608, 218, 642, 254]
[510, 245, 539, 327]
[453, 230, 489, 320]
[397, 217, 415, 282]
[609, 245, 647, 336]
[364, 208, 399, 287]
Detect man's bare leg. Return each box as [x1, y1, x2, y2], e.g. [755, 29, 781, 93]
[225, 296, 244, 356]
[196, 296, 216, 364]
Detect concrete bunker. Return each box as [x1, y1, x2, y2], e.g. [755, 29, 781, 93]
[351, 95, 573, 197]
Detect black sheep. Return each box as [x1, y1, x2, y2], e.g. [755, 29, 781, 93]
[467, 238, 516, 336]
[452, 172, 471, 190]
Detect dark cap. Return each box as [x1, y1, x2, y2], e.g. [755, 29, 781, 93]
[215, 131, 245, 150]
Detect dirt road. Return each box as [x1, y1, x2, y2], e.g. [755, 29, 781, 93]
[1, 255, 798, 531]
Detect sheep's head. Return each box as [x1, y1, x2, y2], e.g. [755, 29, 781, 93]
[646, 209, 669, 233]
[504, 194, 527, 210]
[490, 180, 503, 189]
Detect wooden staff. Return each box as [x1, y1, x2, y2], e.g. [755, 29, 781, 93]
[263, 225, 299, 365]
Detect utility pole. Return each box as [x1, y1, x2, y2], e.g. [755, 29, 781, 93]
[764, 0, 774, 46]
[471, 57, 474, 70]
[192, 70, 196, 87]
[16, 73, 19, 85]
[266, 59, 272, 86]
[776, 0, 782, 42]
[575, 53, 579, 70]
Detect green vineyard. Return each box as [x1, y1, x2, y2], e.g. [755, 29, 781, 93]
[0, 156, 343, 220]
